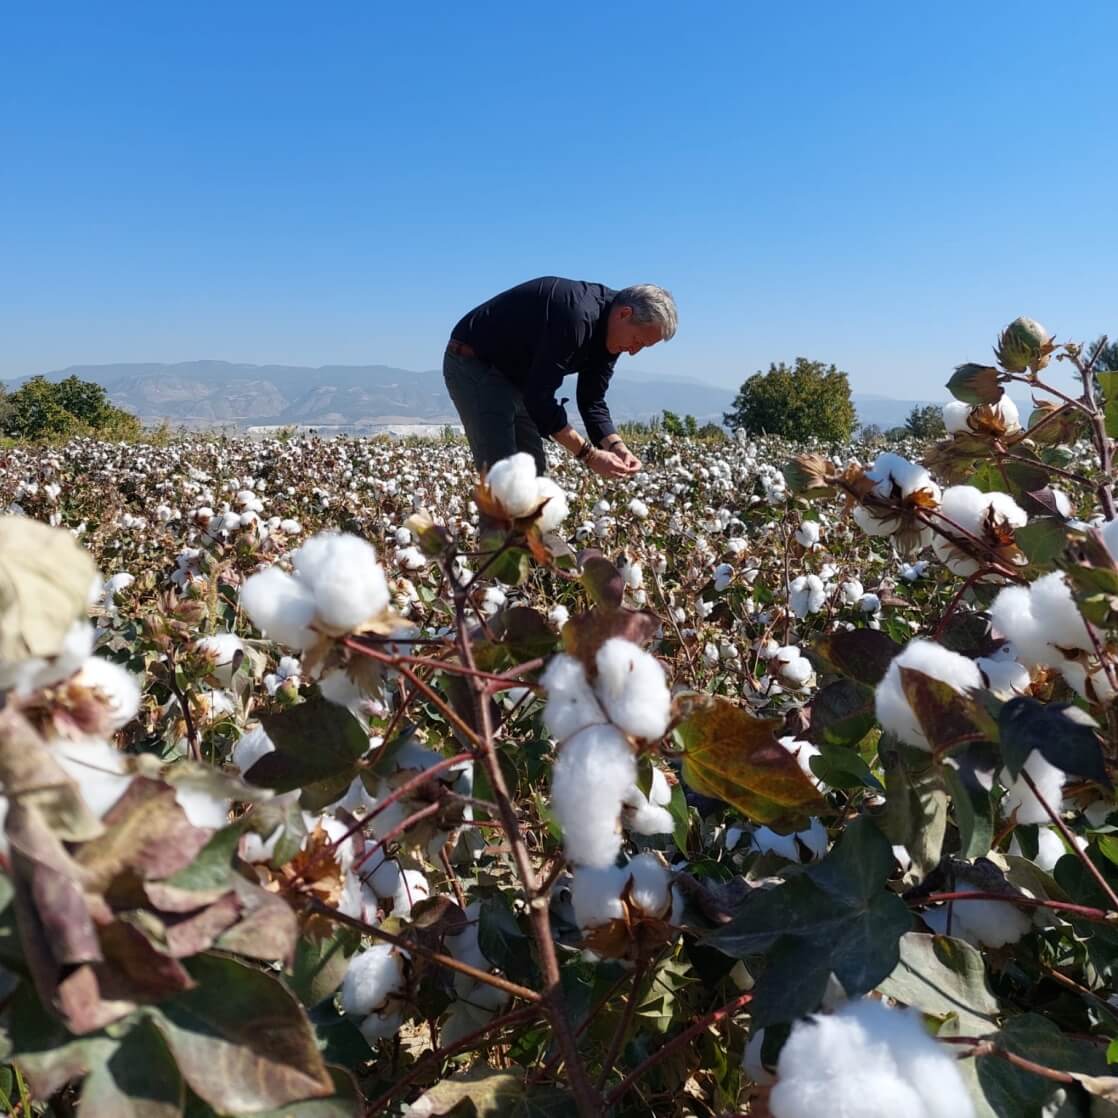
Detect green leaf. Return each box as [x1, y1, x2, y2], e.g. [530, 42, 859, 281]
[701, 819, 912, 1025]
[288, 929, 359, 1008]
[668, 781, 691, 853]
[998, 697, 1110, 788]
[148, 954, 333, 1114]
[1099, 372, 1118, 438]
[250, 697, 370, 797]
[79, 1018, 184, 1118]
[238, 1065, 363, 1118]
[486, 547, 531, 587]
[944, 761, 994, 860]
[1014, 517, 1069, 567]
[877, 933, 999, 1036]
[410, 1067, 574, 1116]
[809, 745, 884, 792]
[946, 364, 1004, 405]
[879, 738, 949, 880]
[163, 823, 243, 893]
[579, 554, 624, 609]
[812, 628, 902, 686]
[677, 698, 825, 825]
[478, 894, 537, 988]
[808, 679, 876, 747]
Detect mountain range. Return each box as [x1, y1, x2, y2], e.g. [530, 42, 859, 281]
[10, 361, 936, 432]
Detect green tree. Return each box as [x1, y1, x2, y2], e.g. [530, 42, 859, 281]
[903, 404, 946, 439]
[723, 357, 856, 442]
[660, 410, 686, 436]
[1, 375, 141, 441]
[684, 414, 698, 436]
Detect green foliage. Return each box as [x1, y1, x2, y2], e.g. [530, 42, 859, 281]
[904, 403, 946, 439]
[723, 357, 856, 442]
[1, 375, 141, 441]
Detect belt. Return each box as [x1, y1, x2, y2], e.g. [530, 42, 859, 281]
[446, 338, 477, 359]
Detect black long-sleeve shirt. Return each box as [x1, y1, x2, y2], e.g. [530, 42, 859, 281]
[451, 277, 619, 446]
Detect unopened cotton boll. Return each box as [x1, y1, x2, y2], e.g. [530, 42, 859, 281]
[593, 638, 671, 740]
[240, 566, 318, 650]
[486, 453, 539, 518]
[341, 944, 406, 1017]
[769, 998, 974, 1118]
[195, 633, 244, 687]
[1000, 750, 1065, 825]
[551, 724, 636, 867]
[876, 640, 982, 750]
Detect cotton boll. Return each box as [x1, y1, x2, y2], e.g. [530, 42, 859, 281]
[628, 498, 649, 519]
[794, 521, 821, 549]
[390, 869, 430, 917]
[622, 766, 674, 835]
[752, 819, 827, 862]
[341, 944, 406, 1017]
[943, 400, 972, 434]
[297, 534, 389, 631]
[0, 620, 95, 696]
[534, 477, 569, 532]
[593, 638, 671, 740]
[875, 640, 982, 750]
[174, 784, 231, 830]
[71, 656, 141, 729]
[50, 738, 132, 818]
[195, 633, 245, 687]
[366, 850, 403, 899]
[551, 724, 636, 868]
[1001, 751, 1065, 825]
[1009, 827, 1075, 873]
[933, 487, 1027, 576]
[839, 579, 864, 605]
[358, 1008, 404, 1044]
[770, 998, 974, 1118]
[922, 884, 1032, 948]
[789, 575, 826, 617]
[625, 852, 671, 918]
[976, 656, 1031, 700]
[570, 864, 627, 928]
[779, 736, 823, 787]
[486, 453, 539, 518]
[240, 566, 318, 650]
[540, 654, 605, 742]
[232, 725, 275, 776]
[547, 604, 569, 630]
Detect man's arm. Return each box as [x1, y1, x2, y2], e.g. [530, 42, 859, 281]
[576, 369, 641, 472]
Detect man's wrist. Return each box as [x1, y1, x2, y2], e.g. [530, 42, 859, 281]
[601, 435, 623, 450]
[575, 440, 593, 461]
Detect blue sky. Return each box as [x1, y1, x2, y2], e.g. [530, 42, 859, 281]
[2, 2, 1116, 397]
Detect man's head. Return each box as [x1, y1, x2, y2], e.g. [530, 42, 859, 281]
[606, 284, 678, 357]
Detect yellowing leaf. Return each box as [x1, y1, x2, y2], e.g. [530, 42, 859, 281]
[676, 697, 825, 824]
[0, 517, 99, 662]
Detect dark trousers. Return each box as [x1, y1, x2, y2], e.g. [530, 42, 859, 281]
[443, 348, 547, 475]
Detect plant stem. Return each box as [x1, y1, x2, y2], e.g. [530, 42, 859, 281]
[596, 961, 648, 1091]
[918, 891, 1112, 923]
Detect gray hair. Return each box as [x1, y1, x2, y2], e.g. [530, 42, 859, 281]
[614, 284, 678, 341]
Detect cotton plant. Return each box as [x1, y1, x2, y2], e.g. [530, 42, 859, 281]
[340, 943, 409, 1045]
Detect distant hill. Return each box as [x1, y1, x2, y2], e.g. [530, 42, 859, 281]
[8, 360, 937, 432]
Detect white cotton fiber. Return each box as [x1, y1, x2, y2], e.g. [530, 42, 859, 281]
[570, 864, 627, 929]
[295, 533, 389, 631]
[240, 566, 318, 650]
[593, 638, 671, 740]
[625, 852, 671, 918]
[752, 819, 828, 862]
[389, 869, 430, 917]
[358, 1007, 404, 1043]
[922, 883, 1031, 948]
[231, 725, 275, 775]
[341, 943, 406, 1017]
[875, 640, 982, 750]
[194, 633, 245, 686]
[1000, 750, 1065, 826]
[1009, 827, 1070, 873]
[487, 453, 540, 518]
[540, 654, 604, 742]
[1028, 572, 1094, 652]
[534, 477, 569, 532]
[769, 998, 974, 1118]
[173, 783, 231, 830]
[976, 656, 1031, 700]
[943, 400, 971, 434]
[622, 765, 674, 835]
[50, 738, 133, 818]
[551, 724, 635, 867]
[72, 655, 142, 729]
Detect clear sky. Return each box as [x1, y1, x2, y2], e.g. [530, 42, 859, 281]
[2, 2, 1116, 397]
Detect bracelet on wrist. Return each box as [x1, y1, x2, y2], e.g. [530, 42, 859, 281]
[575, 441, 592, 462]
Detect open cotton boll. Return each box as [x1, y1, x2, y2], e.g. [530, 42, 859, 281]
[389, 870, 430, 918]
[534, 477, 569, 532]
[0, 620, 95, 696]
[341, 943, 406, 1017]
[195, 633, 244, 687]
[551, 724, 636, 868]
[976, 656, 1031, 700]
[358, 1007, 404, 1044]
[789, 575, 826, 617]
[932, 487, 1027, 576]
[794, 521, 821, 549]
[1009, 827, 1077, 873]
[622, 766, 674, 834]
[865, 452, 940, 501]
[921, 884, 1031, 948]
[486, 453, 540, 518]
[173, 783, 231, 830]
[445, 902, 489, 971]
[779, 736, 823, 787]
[593, 639, 671, 740]
[1000, 750, 1065, 825]
[547, 604, 569, 630]
[875, 640, 982, 750]
[50, 738, 133, 818]
[570, 864, 627, 928]
[770, 998, 974, 1118]
[71, 655, 142, 729]
[240, 566, 318, 650]
[943, 400, 972, 434]
[991, 573, 1094, 671]
[839, 579, 863, 605]
[625, 852, 671, 918]
[232, 725, 275, 775]
[297, 534, 390, 631]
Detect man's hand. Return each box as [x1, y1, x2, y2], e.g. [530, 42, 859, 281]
[585, 448, 633, 479]
[608, 440, 642, 472]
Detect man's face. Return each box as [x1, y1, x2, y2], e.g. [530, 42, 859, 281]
[606, 305, 665, 357]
